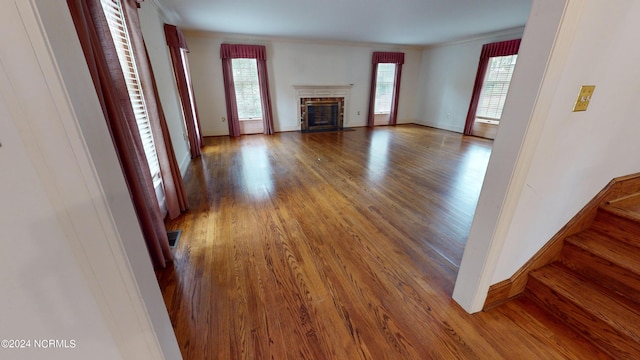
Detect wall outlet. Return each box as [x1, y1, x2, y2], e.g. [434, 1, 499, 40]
[221, 116, 226, 122]
[573, 85, 595, 112]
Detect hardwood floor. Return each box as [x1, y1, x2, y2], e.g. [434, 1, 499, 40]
[157, 125, 609, 359]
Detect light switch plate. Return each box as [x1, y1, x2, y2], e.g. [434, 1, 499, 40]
[573, 85, 595, 112]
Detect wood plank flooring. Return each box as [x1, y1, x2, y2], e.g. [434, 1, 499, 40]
[157, 125, 609, 359]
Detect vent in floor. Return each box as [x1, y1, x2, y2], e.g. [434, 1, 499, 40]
[167, 230, 181, 248]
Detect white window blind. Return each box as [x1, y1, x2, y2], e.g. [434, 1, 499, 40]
[100, 0, 162, 185]
[475, 54, 518, 122]
[373, 63, 396, 114]
[231, 58, 262, 120]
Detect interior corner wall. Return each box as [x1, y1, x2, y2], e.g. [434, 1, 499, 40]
[453, 0, 568, 313]
[414, 29, 524, 133]
[138, 1, 191, 173]
[454, 0, 640, 313]
[490, 0, 640, 283]
[184, 33, 422, 136]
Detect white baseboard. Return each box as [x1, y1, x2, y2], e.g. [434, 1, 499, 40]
[179, 152, 191, 177]
[155, 182, 167, 218]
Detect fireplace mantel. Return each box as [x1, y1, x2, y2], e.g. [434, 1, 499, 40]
[293, 84, 353, 97]
[294, 85, 352, 130]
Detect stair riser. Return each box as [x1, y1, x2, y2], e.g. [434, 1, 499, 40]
[525, 276, 640, 359]
[561, 244, 640, 306]
[592, 211, 640, 248]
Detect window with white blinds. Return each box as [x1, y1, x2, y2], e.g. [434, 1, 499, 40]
[231, 58, 263, 120]
[100, 0, 162, 185]
[475, 54, 518, 123]
[373, 63, 396, 114]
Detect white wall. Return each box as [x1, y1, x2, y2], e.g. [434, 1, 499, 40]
[454, 0, 640, 312]
[491, 0, 640, 282]
[0, 76, 122, 360]
[0, 1, 181, 358]
[414, 28, 524, 133]
[185, 33, 422, 136]
[138, 2, 191, 174]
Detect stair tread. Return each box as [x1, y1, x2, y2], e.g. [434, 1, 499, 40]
[601, 200, 640, 223]
[607, 192, 640, 211]
[592, 209, 640, 247]
[566, 230, 640, 274]
[530, 263, 640, 342]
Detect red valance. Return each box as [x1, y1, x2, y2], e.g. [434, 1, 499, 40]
[220, 44, 266, 60]
[164, 24, 189, 51]
[480, 39, 521, 59]
[128, 0, 143, 8]
[372, 51, 404, 64]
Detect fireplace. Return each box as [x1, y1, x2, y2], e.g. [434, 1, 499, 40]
[294, 85, 352, 132]
[301, 97, 344, 132]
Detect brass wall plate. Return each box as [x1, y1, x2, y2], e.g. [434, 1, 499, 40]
[573, 85, 595, 112]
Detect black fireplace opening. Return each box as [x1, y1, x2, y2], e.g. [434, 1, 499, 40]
[301, 97, 344, 132]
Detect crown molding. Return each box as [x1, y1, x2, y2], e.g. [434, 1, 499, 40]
[148, 0, 179, 24]
[182, 29, 425, 51]
[425, 26, 525, 49]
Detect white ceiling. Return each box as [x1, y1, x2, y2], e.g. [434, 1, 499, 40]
[154, 0, 532, 46]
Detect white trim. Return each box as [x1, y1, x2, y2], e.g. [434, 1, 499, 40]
[425, 26, 526, 49]
[180, 151, 191, 177]
[293, 84, 353, 93]
[156, 182, 168, 218]
[475, 118, 500, 125]
[185, 29, 423, 51]
[149, 0, 179, 23]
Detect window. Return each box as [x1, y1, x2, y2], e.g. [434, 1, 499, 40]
[367, 52, 404, 127]
[373, 63, 396, 114]
[100, 0, 162, 186]
[475, 54, 518, 124]
[463, 39, 520, 136]
[179, 48, 199, 145]
[231, 58, 263, 120]
[220, 44, 274, 136]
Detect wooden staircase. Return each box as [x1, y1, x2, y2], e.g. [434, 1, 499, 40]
[524, 193, 640, 358]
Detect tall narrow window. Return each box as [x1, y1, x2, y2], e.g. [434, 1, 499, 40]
[374, 63, 396, 114]
[464, 39, 521, 136]
[100, 0, 161, 187]
[475, 54, 518, 124]
[164, 23, 203, 158]
[220, 44, 275, 136]
[70, 0, 189, 268]
[232, 58, 263, 120]
[180, 48, 200, 145]
[367, 51, 404, 127]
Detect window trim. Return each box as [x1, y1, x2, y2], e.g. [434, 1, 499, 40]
[463, 39, 521, 135]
